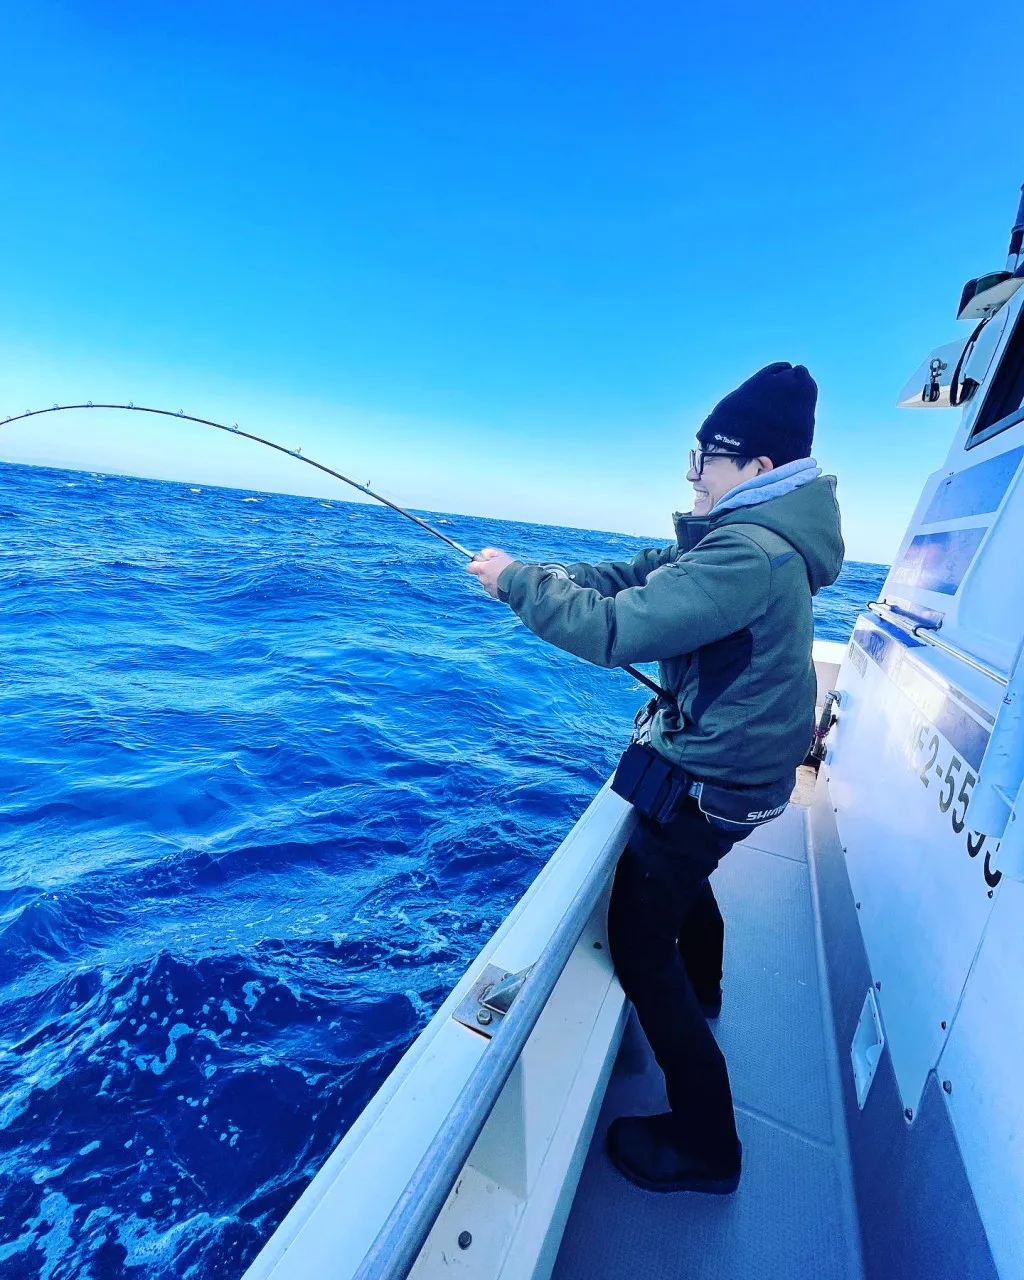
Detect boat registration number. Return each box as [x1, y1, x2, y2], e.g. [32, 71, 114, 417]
[909, 717, 1001, 889]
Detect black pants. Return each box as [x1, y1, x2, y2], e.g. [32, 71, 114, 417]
[607, 796, 742, 1166]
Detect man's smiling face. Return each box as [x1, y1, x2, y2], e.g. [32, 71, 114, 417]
[687, 448, 772, 515]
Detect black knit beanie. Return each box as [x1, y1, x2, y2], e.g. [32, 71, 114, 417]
[697, 362, 816, 467]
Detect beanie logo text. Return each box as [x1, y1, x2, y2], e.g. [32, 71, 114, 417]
[712, 433, 742, 448]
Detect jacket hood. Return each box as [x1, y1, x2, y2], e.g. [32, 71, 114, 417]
[714, 475, 844, 593]
[674, 477, 843, 593]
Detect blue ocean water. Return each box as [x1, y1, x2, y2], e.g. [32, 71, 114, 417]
[0, 461, 886, 1278]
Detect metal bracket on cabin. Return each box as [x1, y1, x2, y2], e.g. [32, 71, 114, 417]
[923, 356, 947, 403]
[452, 963, 534, 1040]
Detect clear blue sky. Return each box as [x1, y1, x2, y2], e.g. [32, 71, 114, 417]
[1, 1, 1021, 562]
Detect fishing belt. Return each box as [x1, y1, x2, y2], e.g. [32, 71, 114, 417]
[610, 700, 791, 832]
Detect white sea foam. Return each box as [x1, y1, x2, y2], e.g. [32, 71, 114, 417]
[135, 1023, 193, 1076]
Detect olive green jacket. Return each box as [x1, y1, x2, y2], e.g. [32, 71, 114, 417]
[496, 478, 844, 786]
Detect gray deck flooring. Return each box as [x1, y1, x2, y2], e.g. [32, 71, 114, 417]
[552, 802, 863, 1280]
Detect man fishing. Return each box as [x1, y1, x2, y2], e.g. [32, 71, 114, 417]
[467, 362, 844, 1195]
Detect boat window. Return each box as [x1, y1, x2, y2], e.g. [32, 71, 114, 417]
[968, 303, 1024, 448]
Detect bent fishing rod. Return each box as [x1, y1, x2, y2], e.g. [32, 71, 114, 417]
[1, 402, 668, 699]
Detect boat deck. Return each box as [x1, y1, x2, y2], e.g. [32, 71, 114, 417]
[552, 795, 864, 1280]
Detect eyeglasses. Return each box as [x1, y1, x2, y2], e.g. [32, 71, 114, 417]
[688, 447, 746, 478]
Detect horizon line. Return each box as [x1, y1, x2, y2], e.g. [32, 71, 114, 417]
[0, 454, 890, 570]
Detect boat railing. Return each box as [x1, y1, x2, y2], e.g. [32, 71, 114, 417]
[867, 600, 1009, 685]
[351, 787, 633, 1279]
[242, 782, 636, 1280]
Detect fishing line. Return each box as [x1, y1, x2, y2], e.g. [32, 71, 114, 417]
[1, 402, 668, 699]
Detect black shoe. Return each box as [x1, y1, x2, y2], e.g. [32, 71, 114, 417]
[606, 1113, 741, 1194]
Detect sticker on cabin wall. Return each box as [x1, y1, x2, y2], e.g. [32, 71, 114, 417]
[922, 446, 1024, 524]
[888, 528, 987, 596]
[849, 642, 868, 677]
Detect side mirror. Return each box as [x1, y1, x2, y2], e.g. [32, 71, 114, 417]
[956, 183, 1024, 320]
[956, 270, 1023, 321]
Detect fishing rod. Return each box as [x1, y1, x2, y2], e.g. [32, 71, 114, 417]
[1, 402, 668, 699]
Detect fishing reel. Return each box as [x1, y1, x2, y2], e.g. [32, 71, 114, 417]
[808, 689, 842, 769]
